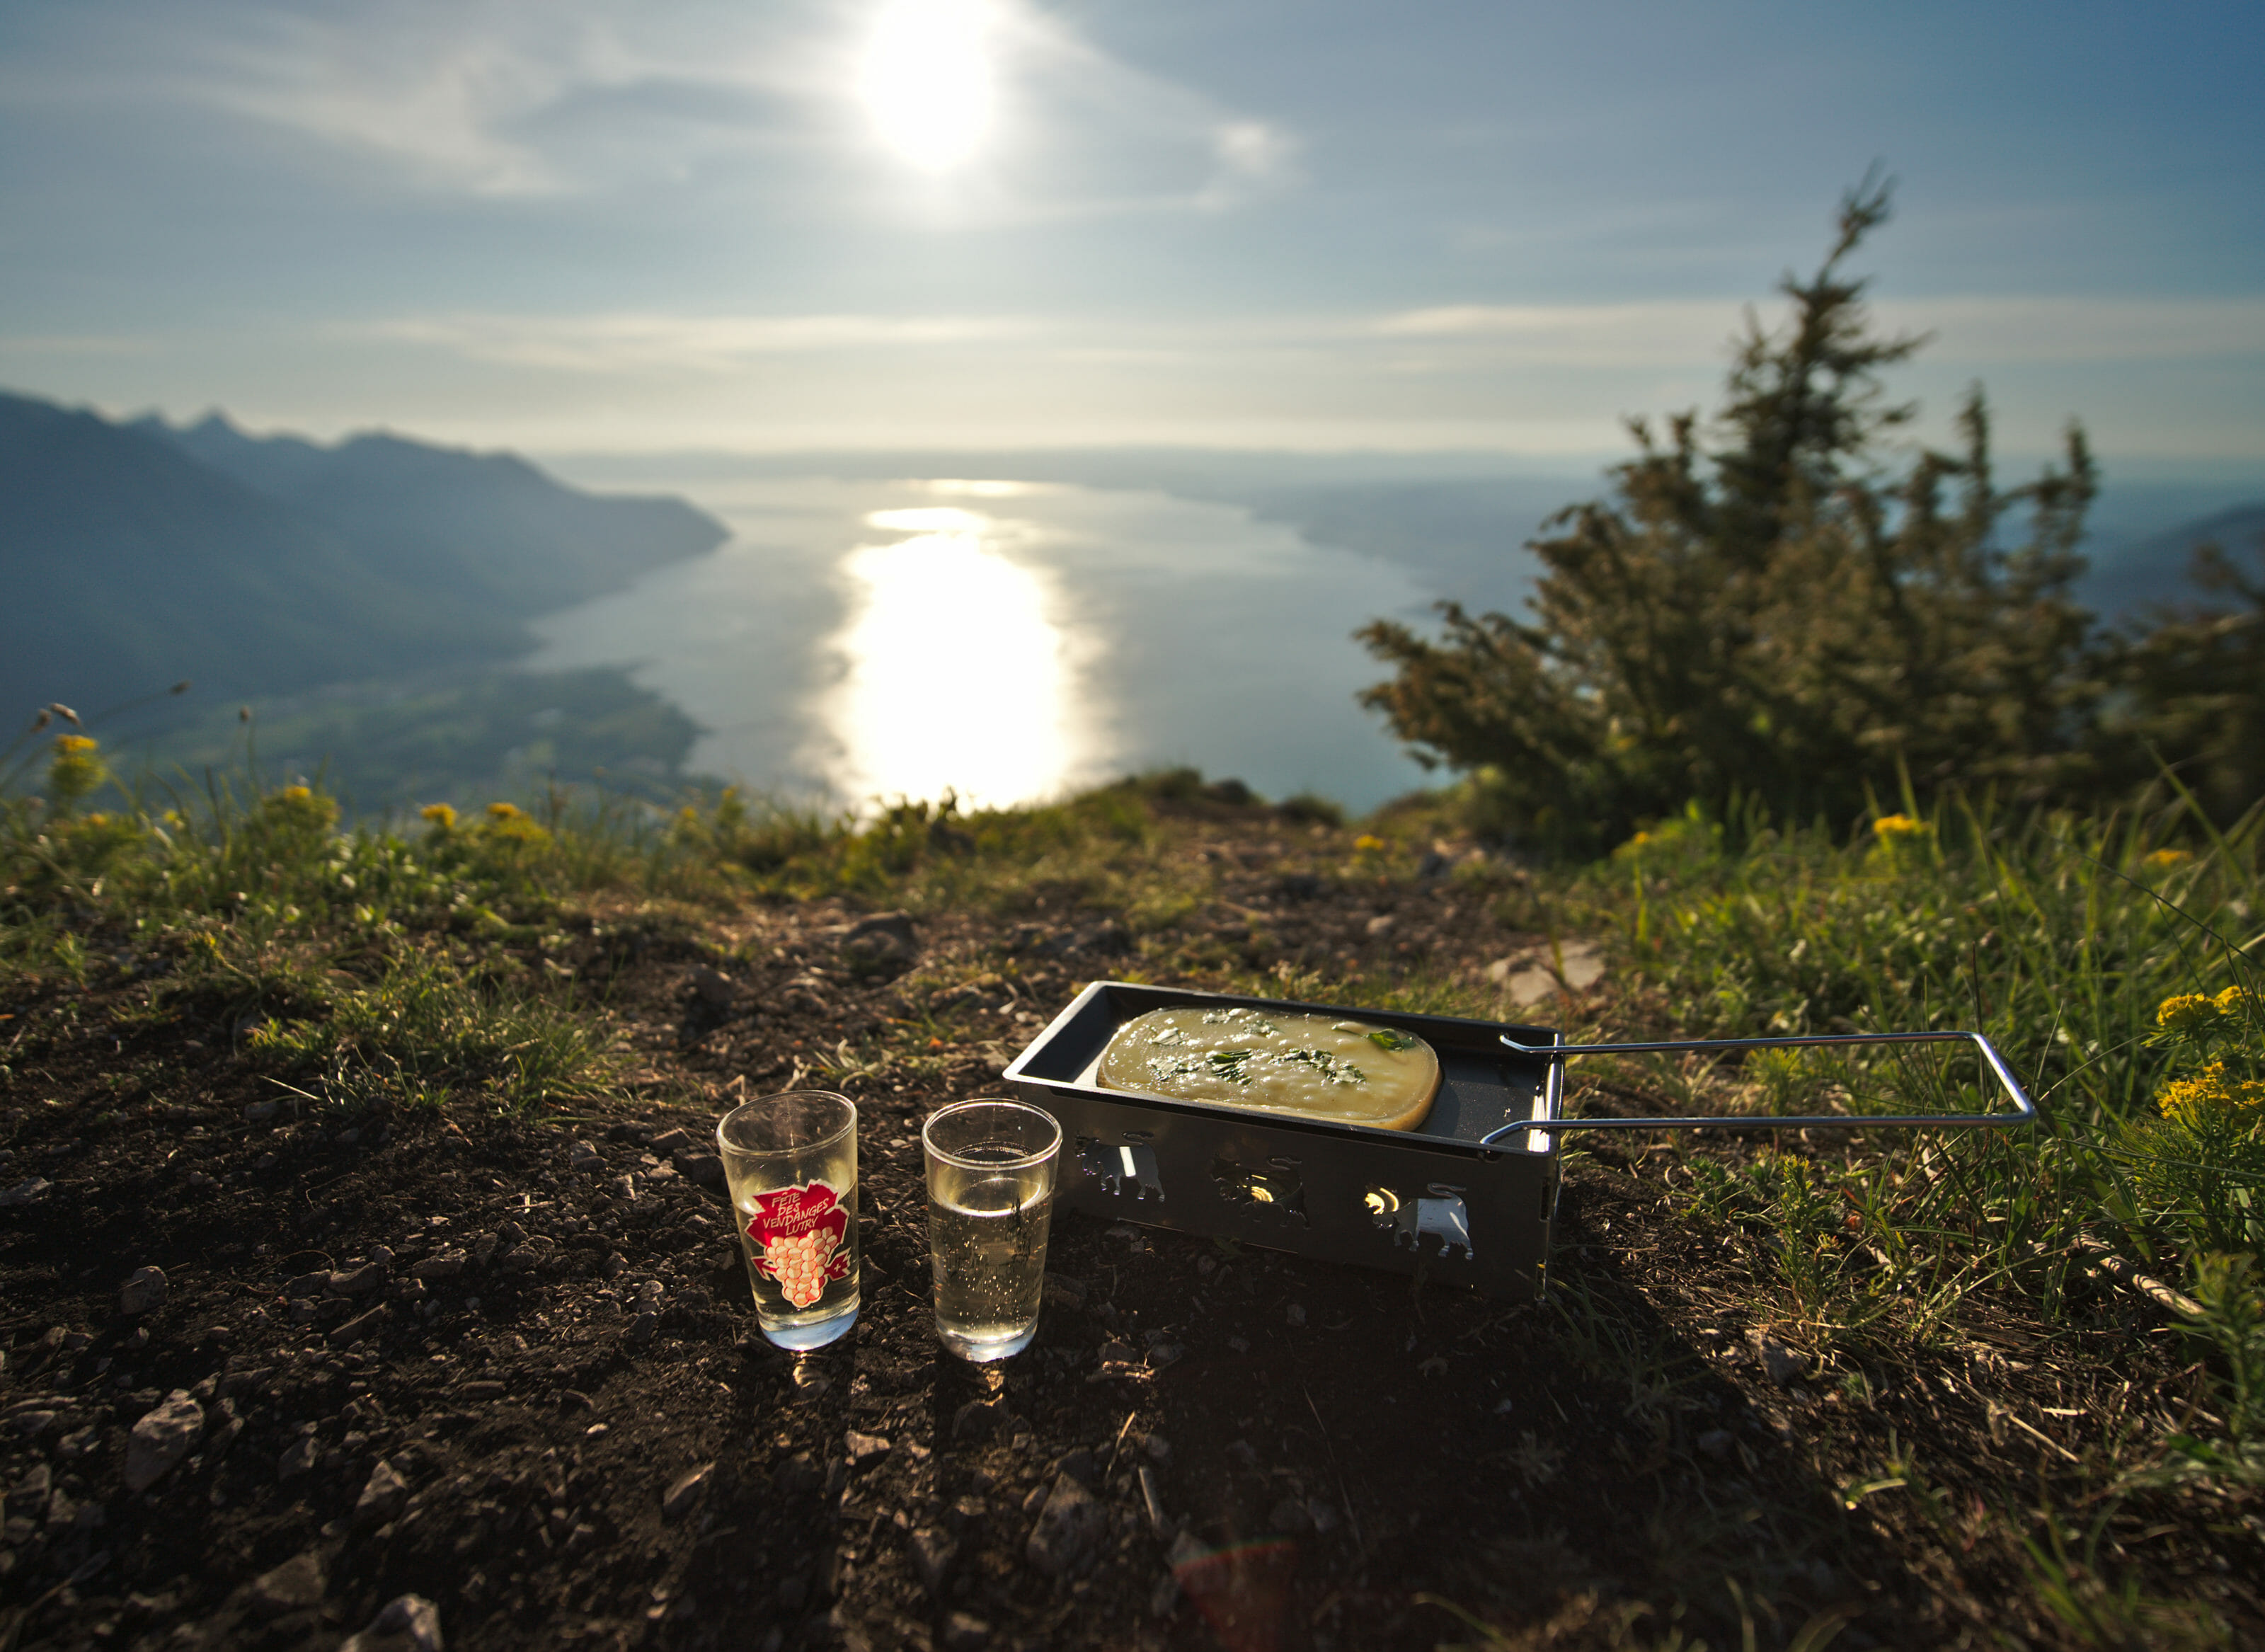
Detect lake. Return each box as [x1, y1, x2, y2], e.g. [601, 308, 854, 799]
[526, 475, 1443, 814]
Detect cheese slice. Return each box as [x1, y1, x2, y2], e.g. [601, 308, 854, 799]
[1096, 1005, 1440, 1131]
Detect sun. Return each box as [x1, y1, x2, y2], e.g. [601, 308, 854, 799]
[859, 0, 994, 172]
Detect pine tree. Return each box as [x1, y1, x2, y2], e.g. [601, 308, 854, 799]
[1357, 177, 2103, 853]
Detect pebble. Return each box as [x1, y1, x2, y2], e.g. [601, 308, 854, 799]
[1025, 1474, 1107, 1578]
[1049, 1446, 1097, 1486]
[413, 1251, 467, 1280]
[7, 1410, 57, 1438]
[1697, 1428, 1734, 1459]
[568, 1141, 604, 1171]
[952, 1400, 1004, 1442]
[340, 1593, 445, 1652]
[1284, 1303, 1306, 1327]
[673, 1150, 726, 1188]
[124, 1390, 203, 1491]
[119, 1266, 168, 1316]
[277, 1431, 318, 1480]
[941, 1610, 990, 1651]
[1306, 1497, 1341, 1534]
[327, 1262, 387, 1297]
[0, 1176, 51, 1208]
[245, 1550, 326, 1617]
[1748, 1333, 1808, 1387]
[457, 1380, 507, 1402]
[648, 1127, 694, 1153]
[663, 1462, 714, 1520]
[844, 1430, 891, 1468]
[243, 1101, 279, 1125]
[909, 1525, 956, 1595]
[353, 1459, 410, 1527]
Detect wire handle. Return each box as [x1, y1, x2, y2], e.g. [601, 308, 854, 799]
[1481, 1028, 2037, 1147]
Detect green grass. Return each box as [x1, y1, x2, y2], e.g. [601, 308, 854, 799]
[6, 730, 2261, 1641]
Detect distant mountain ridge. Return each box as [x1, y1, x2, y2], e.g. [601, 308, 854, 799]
[1, 390, 725, 719]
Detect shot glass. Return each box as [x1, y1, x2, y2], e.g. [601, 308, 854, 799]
[718, 1091, 861, 1351]
[921, 1098, 1062, 1363]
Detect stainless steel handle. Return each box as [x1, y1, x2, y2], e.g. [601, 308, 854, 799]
[1481, 1028, 2038, 1147]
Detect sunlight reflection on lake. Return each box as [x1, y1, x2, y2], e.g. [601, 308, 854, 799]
[824, 504, 1095, 808]
[526, 476, 1436, 812]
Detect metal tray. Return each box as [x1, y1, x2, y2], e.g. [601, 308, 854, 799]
[1002, 980, 1567, 1300]
[1002, 980, 2038, 1303]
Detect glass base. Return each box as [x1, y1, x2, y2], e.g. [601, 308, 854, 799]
[759, 1302, 859, 1351]
[937, 1319, 1037, 1363]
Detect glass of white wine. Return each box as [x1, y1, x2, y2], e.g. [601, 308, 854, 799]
[920, 1098, 1062, 1362]
[718, 1091, 861, 1350]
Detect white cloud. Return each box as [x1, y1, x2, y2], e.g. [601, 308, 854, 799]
[360, 311, 1042, 372]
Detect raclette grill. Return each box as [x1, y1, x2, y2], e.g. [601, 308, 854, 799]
[1002, 980, 2036, 1301]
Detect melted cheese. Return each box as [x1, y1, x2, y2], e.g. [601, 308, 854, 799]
[1096, 1005, 1440, 1131]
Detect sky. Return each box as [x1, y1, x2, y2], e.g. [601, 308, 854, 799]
[2, 0, 2261, 471]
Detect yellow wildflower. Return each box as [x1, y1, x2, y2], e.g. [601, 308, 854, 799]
[420, 803, 457, 830]
[2214, 985, 2257, 1018]
[55, 734, 98, 756]
[2156, 992, 2221, 1036]
[2157, 1061, 2265, 1126]
[1353, 834, 1385, 853]
[2143, 847, 2192, 871]
[487, 801, 525, 821]
[1871, 813, 1928, 839]
[281, 784, 311, 804]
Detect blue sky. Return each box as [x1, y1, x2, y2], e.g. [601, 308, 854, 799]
[1, 0, 2259, 469]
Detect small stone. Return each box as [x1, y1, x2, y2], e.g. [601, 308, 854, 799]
[663, 1462, 714, 1521]
[673, 1150, 726, 1188]
[277, 1432, 318, 1480]
[243, 1101, 280, 1125]
[952, 1400, 1003, 1442]
[1025, 1475, 1107, 1578]
[1284, 1303, 1305, 1328]
[340, 1592, 445, 1652]
[1, 1177, 52, 1207]
[686, 965, 738, 1009]
[284, 1271, 328, 1300]
[120, 1266, 168, 1316]
[647, 1127, 694, 1153]
[457, 1380, 507, 1402]
[124, 1390, 203, 1491]
[1697, 1429, 1734, 1459]
[327, 1263, 387, 1297]
[629, 1312, 658, 1346]
[412, 1251, 466, 1280]
[1143, 1433, 1172, 1464]
[772, 1454, 821, 1496]
[844, 1430, 891, 1468]
[6, 1409, 57, 1437]
[246, 1550, 326, 1616]
[909, 1525, 956, 1595]
[1748, 1333, 1808, 1387]
[1365, 914, 1395, 937]
[1266, 1496, 1314, 1535]
[354, 1459, 410, 1527]
[568, 1141, 604, 1171]
[1144, 1341, 1184, 1371]
[1305, 1497, 1340, 1534]
[940, 1610, 990, 1651]
[1049, 1447, 1097, 1486]
[1167, 1530, 1210, 1570]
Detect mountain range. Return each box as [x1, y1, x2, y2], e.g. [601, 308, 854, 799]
[1, 389, 725, 721]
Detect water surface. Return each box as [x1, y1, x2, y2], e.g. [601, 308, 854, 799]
[528, 476, 1435, 812]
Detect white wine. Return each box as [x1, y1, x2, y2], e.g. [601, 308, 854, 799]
[927, 1166, 1053, 1361]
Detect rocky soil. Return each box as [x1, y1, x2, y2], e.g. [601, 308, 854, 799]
[1, 829, 2206, 1650]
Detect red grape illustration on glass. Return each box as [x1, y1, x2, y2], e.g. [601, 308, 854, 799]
[746, 1182, 851, 1309]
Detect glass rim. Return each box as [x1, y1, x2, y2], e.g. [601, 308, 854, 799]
[716, 1089, 857, 1159]
[920, 1097, 1062, 1172]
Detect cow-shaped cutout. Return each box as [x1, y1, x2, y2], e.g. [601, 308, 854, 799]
[1365, 1183, 1474, 1260]
[1079, 1137, 1164, 1202]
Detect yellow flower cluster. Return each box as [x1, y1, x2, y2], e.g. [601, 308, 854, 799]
[2157, 985, 2259, 1036]
[1353, 834, 1385, 853]
[55, 734, 98, 757]
[2158, 1062, 2265, 1126]
[281, 784, 311, 804]
[1871, 813, 1929, 840]
[420, 803, 457, 830]
[2143, 847, 2193, 871]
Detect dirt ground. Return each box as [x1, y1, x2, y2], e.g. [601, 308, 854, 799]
[1, 833, 2247, 1651]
